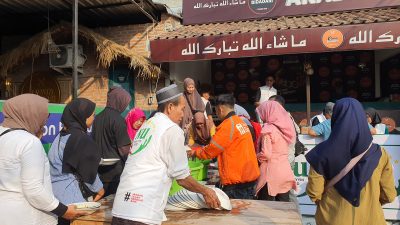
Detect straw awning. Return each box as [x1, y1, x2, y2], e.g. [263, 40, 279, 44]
[0, 23, 160, 79]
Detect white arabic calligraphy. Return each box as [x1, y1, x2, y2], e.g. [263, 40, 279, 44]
[349, 30, 373, 45]
[181, 34, 310, 56]
[376, 31, 394, 43]
[193, 0, 246, 9]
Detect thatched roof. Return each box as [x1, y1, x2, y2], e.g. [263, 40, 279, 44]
[0, 23, 160, 79]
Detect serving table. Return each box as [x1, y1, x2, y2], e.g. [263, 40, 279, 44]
[71, 195, 302, 225]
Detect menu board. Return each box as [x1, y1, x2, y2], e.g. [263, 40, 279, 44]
[381, 53, 400, 100]
[211, 51, 375, 103]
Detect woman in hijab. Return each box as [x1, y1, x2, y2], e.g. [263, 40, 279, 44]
[181, 78, 207, 144]
[92, 87, 132, 196]
[366, 107, 387, 134]
[306, 98, 396, 225]
[125, 107, 146, 141]
[188, 112, 213, 146]
[255, 100, 297, 201]
[48, 98, 103, 225]
[0, 94, 84, 225]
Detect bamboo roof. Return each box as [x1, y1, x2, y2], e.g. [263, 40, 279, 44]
[0, 23, 160, 79]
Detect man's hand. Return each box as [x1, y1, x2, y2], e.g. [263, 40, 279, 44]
[201, 187, 221, 209]
[188, 145, 201, 158]
[62, 205, 89, 220]
[93, 188, 105, 202]
[177, 176, 220, 209]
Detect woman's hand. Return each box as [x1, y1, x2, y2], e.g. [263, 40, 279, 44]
[62, 205, 89, 220]
[93, 188, 105, 202]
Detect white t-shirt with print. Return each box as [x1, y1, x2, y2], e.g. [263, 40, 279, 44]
[112, 113, 190, 225]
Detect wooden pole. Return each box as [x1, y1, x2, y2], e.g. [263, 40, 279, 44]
[72, 0, 79, 99]
[306, 74, 311, 124]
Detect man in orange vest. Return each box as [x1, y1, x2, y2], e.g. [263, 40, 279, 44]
[190, 94, 260, 199]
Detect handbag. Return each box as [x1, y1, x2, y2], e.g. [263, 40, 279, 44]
[57, 134, 96, 200]
[294, 135, 307, 156]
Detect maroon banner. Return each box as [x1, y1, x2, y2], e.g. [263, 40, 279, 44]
[150, 21, 400, 63]
[183, 0, 399, 25]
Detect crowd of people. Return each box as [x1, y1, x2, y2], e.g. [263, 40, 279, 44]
[0, 77, 396, 225]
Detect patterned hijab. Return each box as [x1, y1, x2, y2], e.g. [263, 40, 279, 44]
[2, 94, 48, 135]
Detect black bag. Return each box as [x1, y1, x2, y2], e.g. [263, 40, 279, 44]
[74, 172, 97, 200]
[294, 135, 307, 156]
[56, 134, 96, 200]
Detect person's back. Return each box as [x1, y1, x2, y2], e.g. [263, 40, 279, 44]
[306, 98, 396, 225]
[92, 108, 130, 194]
[307, 148, 395, 225]
[203, 114, 259, 185]
[112, 113, 180, 224]
[0, 127, 58, 225]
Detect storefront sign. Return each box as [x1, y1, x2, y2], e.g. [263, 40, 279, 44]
[183, 0, 400, 25]
[296, 135, 400, 220]
[150, 21, 400, 62]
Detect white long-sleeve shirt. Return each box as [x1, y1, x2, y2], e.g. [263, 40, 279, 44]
[0, 126, 60, 225]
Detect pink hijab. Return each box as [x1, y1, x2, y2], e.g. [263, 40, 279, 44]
[256, 100, 295, 144]
[125, 108, 146, 140]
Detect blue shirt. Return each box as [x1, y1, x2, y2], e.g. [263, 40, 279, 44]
[48, 134, 103, 205]
[312, 119, 332, 140]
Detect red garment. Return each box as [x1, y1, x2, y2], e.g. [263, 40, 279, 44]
[250, 120, 262, 152]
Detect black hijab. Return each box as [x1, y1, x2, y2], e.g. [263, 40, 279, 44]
[61, 98, 100, 184]
[365, 107, 382, 126]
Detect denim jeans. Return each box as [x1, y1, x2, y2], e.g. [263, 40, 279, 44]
[222, 183, 255, 199]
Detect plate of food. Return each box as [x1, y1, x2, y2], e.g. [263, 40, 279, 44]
[99, 158, 120, 166]
[70, 202, 101, 211]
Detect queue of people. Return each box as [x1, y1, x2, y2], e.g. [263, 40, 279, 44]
[0, 78, 396, 225]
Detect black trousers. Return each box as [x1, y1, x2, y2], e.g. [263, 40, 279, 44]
[111, 217, 147, 225]
[103, 181, 120, 197]
[256, 184, 290, 202]
[222, 181, 256, 199]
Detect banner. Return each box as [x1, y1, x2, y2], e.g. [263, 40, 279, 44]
[296, 135, 400, 220]
[150, 21, 400, 63]
[183, 0, 400, 25]
[0, 101, 103, 152]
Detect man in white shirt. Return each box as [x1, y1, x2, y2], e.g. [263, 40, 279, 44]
[112, 84, 220, 225]
[255, 75, 277, 107]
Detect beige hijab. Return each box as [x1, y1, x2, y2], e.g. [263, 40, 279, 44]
[2, 94, 49, 135]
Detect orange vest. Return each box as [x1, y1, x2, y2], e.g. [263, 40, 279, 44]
[195, 114, 260, 185]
